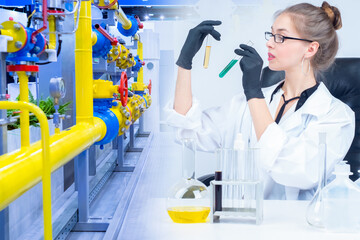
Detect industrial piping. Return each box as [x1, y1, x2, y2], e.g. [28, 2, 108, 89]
[0, 1, 107, 211]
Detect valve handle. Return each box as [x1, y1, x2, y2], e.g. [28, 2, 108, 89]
[94, 0, 118, 9]
[148, 79, 152, 95]
[118, 71, 128, 107]
[95, 24, 118, 45]
[134, 15, 143, 29]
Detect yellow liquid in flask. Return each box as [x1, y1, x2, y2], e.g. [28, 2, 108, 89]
[167, 206, 210, 223]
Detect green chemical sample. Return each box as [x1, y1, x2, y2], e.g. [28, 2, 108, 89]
[219, 41, 254, 78]
[219, 58, 239, 78]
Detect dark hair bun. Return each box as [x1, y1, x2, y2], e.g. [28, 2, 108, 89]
[321, 1, 342, 30]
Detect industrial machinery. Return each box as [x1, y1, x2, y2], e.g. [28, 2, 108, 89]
[0, 0, 152, 239]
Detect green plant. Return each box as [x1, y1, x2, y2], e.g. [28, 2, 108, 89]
[7, 91, 71, 130]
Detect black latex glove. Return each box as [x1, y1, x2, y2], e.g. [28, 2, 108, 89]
[234, 44, 264, 101]
[176, 20, 221, 70]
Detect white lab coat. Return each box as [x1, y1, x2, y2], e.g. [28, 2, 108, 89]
[165, 81, 355, 200]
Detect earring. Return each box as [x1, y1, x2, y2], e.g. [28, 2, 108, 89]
[301, 57, 311, 76]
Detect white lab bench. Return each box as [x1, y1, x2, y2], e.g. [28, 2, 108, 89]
[116, 133, 359, 240]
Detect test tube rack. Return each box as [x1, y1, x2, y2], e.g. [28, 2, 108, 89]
[210, 180, 263, 225]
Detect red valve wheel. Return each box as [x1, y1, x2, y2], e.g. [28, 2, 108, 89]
[148, 79, 152, 95]
[118, 72, 128, 107]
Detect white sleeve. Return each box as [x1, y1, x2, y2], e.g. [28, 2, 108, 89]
[164, 94, 247, 152]
[258, 103, 355, 190]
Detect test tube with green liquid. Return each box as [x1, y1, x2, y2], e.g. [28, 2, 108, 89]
[219, 41, 253, 78]
[219, 56, 240, 78]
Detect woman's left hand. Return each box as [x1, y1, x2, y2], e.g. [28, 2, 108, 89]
[234, 44, 264, 101]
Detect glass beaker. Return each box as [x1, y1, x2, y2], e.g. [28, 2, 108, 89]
[167, 138, 210, 223]
[306, 132, 327, 228]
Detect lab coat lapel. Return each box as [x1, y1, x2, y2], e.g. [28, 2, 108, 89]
[278, 83, 332, 131]
[299, 83, 332, 117]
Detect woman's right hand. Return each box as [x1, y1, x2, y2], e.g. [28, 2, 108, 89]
[234, 44, 264, 101]
[176, 20, 221, 70]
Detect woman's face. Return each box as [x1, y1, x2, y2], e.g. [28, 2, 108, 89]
[266, 13, 310, 72]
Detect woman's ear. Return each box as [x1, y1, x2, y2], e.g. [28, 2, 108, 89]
[304, 41, 320, 59]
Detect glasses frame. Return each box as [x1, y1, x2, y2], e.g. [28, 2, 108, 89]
[265, 31, 313, 43]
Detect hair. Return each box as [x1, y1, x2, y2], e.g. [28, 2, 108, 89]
[275, 1, 342, 75]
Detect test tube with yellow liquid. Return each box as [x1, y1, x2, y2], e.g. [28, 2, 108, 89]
[219, 41, 254, 78]
[203, 36, 211, 69]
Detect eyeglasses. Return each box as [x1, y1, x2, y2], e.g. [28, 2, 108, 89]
[265, 32, 313, 43]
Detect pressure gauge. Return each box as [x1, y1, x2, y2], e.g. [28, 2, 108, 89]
[49, 77, 66, 99]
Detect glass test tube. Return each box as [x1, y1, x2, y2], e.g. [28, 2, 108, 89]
[243, 148, 260, 209]
[216, 148, 231, 209]
[203, 36, 211, 69]
[219, 55, 240, 78]
[219, 40, 254, 78]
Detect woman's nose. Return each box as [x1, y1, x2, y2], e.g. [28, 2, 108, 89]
[266, 38, 275, 49]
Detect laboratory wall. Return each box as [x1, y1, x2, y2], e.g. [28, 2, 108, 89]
[154, 0, 360, 177]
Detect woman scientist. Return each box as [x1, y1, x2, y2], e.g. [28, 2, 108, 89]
[165, 1, 355, 200]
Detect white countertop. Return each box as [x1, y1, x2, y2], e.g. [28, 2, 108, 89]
[117, 133, 360, 240]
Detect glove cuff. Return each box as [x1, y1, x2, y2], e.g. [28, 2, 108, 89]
[244, 89, 265, 101]
[176, 57, 192, 70]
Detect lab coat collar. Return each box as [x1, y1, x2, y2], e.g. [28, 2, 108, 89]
[297, 82, 332, 117]
[263, 81, 332, 130]
[264, 81, 332, 118]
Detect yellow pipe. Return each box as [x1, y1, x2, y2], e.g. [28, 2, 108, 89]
[75, 0, 93, 124]
[1, 0, 106, 208]
[0, 101, 52, 239]
[0, 0, 110, 224]
[137, 41, 144, 85]
[115, 7, 132, 30]
[48, 15, 56, 50]
[0, 0, 110, 232]
[131, 41, 147, 92]
[0, 117, 106, 210]
[18, 71, 30, 148]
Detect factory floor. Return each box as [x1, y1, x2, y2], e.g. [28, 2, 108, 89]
[66, 136, 148, 240]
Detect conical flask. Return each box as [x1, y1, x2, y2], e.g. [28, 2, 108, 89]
[306, 132, 327, 228]
[322, 162, 360, 232]
[166, 138, 210, 223]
